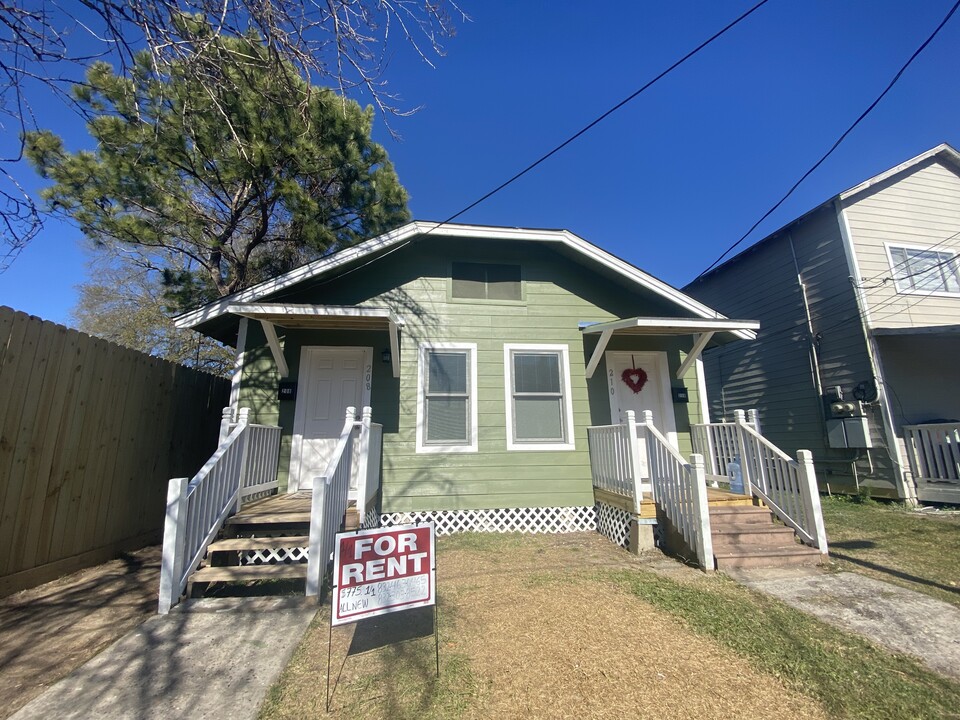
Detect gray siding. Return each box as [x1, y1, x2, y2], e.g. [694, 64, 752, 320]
[687, 205, 898, 495]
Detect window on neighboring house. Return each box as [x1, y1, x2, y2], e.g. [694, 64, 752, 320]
[452, 262, 522, 301]
[888, 245, 960, 295]
[503, 344, 575, 451]
[416, 343, 478, 452]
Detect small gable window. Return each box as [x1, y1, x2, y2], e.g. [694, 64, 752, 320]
[888, 245, 960, 295]
[452, 262, 522, 301]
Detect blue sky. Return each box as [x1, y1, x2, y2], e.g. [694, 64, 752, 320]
[2, 0, 959, 325]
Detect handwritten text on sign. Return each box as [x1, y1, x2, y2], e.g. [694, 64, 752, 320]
[332, 523, 435, 626]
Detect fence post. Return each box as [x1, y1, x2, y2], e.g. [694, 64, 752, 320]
[306, 476, 328, 598]
[747, 408, 760, 434]
[625, 410, 643, 512]
[797, 450, 828, 555]
[689, 454, 715, 572]
[158, 477, 189, 614]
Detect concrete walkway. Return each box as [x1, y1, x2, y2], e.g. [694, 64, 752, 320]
[10, 597, 317, 720]
[732, 568, 960, 680]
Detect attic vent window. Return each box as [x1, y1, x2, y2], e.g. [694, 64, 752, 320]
[888, 245, 960, 295]
[452, 262, 521, 301]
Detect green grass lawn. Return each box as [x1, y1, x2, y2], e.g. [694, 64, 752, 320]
[259, 532, 960, 720]
[820, 496, 960, 607]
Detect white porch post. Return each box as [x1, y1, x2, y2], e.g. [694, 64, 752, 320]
[689, 453, 715, 572]
[733, 409, 754, 497]
[158, 476, 189, 614]
[797, 449, 829, 555]
[625, 410, 643, 511]
[306, 477, 328, 598]
[219, 406, 234, 445]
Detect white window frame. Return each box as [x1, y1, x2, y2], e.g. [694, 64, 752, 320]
[416, 342, 478, 454]
[503, 343, 576, 452]
[884, 242, 960, 297]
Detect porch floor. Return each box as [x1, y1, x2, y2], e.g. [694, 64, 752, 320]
[240, 487, 756, 526]
[231, 491, 312, 524]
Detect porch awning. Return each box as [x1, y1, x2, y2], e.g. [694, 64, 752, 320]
[580, 316, 759, 380]
[871, 324, 960, 337]
[227, 303, 404, 379]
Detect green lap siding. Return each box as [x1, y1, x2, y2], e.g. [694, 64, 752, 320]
[239, 236, 708, 512]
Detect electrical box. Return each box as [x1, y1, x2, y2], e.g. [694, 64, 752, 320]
[826, 416, 873, 448]
[843, 416, 872, 448]
[671, 387, 689, 403]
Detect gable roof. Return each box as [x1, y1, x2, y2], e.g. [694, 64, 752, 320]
[176, 221, 753, 340]
[690, 143, 960, 284]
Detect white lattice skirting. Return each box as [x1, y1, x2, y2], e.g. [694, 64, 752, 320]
[363, 508, 380, 529]
[596, 501, 632, 550]
[380, 506, 597, 536]
[240, 547, 308, 565]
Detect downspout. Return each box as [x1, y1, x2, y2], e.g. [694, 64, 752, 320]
[834, 201, 915, 503]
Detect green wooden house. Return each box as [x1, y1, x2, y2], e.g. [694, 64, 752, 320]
[175, 222, 757, 532]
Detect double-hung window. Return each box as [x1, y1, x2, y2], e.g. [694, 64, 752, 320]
[416, 343, 478, 453]
[504, 344, 575, 451]
[887, 244, 960, 295]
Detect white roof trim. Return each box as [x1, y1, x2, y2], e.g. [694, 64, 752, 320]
[580, 316, 758, 339]
[225, 303, 405, 325]
[176, 221, 742, 330]
[839, 143, 960, 202]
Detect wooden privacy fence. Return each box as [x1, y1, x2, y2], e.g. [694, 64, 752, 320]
[0, 306, 229, 596]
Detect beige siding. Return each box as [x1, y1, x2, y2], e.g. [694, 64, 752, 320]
[843, 159, 960, 329]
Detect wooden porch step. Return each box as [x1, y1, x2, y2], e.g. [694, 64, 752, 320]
[226, 512, 311, 526]
[714, 545, 822, 570]
[207, 535, 309, 553]
[190, 563, 307, 584]
[709, 506, 773, 525]
[711, 525, 799, 551]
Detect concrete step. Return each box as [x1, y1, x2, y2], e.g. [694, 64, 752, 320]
[711, 525, 798, 551]
[714, 545, 822, 570]
[190, 562, 307, 584]
[207, 535, 309, 553]
[709, 506, 773, 526]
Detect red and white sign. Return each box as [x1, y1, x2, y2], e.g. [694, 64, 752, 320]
[331, 523, 435, 626]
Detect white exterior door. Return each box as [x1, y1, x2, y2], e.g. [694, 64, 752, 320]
[290, 347, 371, 492]
[605, 351, 678, 478]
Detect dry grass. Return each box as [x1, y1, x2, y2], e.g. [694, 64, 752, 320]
[259, 533, 828, 720]
[821, 497, 960, 607]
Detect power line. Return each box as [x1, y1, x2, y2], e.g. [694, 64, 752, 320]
[693, 0, 960, 282]
[422, 0, 773, 232]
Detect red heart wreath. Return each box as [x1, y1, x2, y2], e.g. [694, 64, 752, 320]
[621, 367, 648, 394]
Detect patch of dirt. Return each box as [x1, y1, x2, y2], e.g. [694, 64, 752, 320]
[0, 546, 160, 719]
[266, 533, 828, 719]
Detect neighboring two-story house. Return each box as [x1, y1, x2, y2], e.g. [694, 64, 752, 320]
[685, 143, 960, 504]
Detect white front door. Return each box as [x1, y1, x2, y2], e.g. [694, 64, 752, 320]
[290, 347, 371, 492]
[605, 351, 678, 477]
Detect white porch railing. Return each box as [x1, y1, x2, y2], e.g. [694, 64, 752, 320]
[306, 405, 383, 598]
[904, 422, 960, 483]
[690, 409, 759, 486]
[158, 407, 281, 614]
[587, 411, 646, 512]
[639, 411, 715, 571]
[692, 410, 828, 554]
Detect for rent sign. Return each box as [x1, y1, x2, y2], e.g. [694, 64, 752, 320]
[331, 523, 435, 626]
